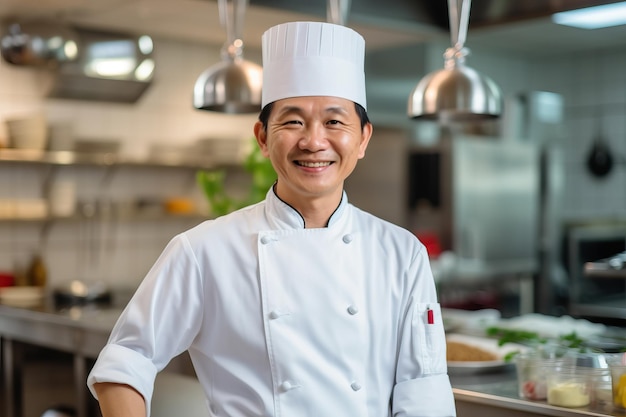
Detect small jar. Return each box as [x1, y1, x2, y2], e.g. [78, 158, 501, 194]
[609, 355, 626, 411]
[547, 370, 591, 408]
[585, 367, 613, 410]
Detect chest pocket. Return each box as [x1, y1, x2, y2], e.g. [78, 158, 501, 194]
[412, 302, 447, 375]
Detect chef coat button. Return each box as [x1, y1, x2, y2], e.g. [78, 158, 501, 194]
[351, 381, 362, 391]
[269, 310, 281, 319]
[347, 305, 359, 315]
[260, 236, 272, 245]
[342, 234, 353, 244]
[280, 380, 299, 391]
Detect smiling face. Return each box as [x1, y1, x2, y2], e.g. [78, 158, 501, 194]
[254, 96, 372, 213]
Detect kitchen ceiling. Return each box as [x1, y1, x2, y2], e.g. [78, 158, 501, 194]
[1, 0, 626, 56]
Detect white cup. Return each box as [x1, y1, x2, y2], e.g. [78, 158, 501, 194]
[48, 179, 76, 217]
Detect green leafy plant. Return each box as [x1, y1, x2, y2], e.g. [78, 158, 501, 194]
[243, 138, 277, 205]
[485, 327, 547, 347]
[486, 326, 589, 362]
[197, 138, 276, 217]
[196, 170, 235, 216]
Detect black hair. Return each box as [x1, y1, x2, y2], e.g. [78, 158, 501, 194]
[258, 101, 370, 131]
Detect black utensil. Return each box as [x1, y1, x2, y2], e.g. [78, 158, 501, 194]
[586, 118, 614, 178]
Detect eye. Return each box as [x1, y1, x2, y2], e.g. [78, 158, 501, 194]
[326, 120, 342, 125]
[284, 120, 303, 126]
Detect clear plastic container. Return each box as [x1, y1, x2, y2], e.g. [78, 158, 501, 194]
[570, 352, 613, 411]
[547, 370, 591, 408]
[576, 367, 611, 410]
[515, 352, 576, 400]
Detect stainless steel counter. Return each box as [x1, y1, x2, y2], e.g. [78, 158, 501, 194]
[2, 299, 626, 417]
[0, 298, 124, 417]
[452, 370, 626, 417]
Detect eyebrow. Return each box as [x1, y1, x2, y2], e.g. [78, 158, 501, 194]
[275, 105, 349, 119]
[275, 106, 304, 119]
[325, 106, 350, 116]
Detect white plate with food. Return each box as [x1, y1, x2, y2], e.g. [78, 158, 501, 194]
[446, 333, 525, 375]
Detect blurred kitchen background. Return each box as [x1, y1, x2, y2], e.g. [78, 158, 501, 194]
[1, 0, 626, 326]
[3, 1, 626, 417]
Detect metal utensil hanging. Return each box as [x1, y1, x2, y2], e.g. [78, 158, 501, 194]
[408, 0, 502, 122]
[193, 0, 262, 114]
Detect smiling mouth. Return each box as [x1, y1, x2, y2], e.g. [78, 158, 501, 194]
[296, 161, 333, 168]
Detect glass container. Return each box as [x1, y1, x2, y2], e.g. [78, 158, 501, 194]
[547, 370, 591, 408]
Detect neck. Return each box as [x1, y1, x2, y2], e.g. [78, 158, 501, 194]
[274, 184, 342, 228]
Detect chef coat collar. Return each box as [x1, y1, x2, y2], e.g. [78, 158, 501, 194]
[266, 186, 348, 229]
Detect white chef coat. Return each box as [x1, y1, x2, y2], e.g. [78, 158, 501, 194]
[87, 188, 456, 417]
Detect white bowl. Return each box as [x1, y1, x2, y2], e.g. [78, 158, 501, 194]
[6, 114, 48, 150]
[0, 286, 44, 307]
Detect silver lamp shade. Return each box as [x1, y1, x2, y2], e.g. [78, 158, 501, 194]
[408, 0, 502, 121]
[193, 0, 262, 114]
[408, 52, 502, 121]
[193, 56, 262, 113]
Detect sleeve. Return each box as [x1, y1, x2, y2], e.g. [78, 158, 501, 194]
[87, 233, 205, 417]
[392, 244, 457, 417]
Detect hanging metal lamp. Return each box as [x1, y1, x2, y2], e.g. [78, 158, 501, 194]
[193, 0, 262, 114]
[408, 0, 502, 122]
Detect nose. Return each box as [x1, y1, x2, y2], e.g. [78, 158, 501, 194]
[298, 123, 327, 151]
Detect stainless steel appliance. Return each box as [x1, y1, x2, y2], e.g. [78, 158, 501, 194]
[407, 134, 539, 316]
[503, 91, 567, 315]
[566, 223, 626, 321]
[408, 134, 539, 266]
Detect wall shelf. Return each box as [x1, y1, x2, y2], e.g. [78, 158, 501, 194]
[0, 211, 210, 223]
[0, 149, 219, 224]
[0, 148, 228, 170]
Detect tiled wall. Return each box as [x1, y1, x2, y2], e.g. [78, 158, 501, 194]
[527, 51, 626, 221]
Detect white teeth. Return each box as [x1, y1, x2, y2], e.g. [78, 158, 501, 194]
[299, 161, 331, 168]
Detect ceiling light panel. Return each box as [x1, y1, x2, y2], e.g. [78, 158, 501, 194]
[552, 2, 626, 29]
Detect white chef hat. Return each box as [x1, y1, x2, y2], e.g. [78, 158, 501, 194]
[261, 21, 367, 110]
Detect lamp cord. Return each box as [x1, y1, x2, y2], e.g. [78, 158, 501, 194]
[327, 0, 351, 26]
[448, 0, 471, 49]
[218, 0, 248, 60]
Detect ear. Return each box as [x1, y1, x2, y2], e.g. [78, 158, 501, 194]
[357, 122, 373, 159]
[254, 121, 270, 157]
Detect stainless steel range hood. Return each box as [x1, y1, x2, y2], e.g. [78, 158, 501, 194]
[49, 27, 155, 103]
[1, 22, 155, 103]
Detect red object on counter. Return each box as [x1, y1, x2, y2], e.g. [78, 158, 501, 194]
[0, 272, 15, 287]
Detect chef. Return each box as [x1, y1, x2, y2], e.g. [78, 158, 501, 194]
[87, 21, 456, 417]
